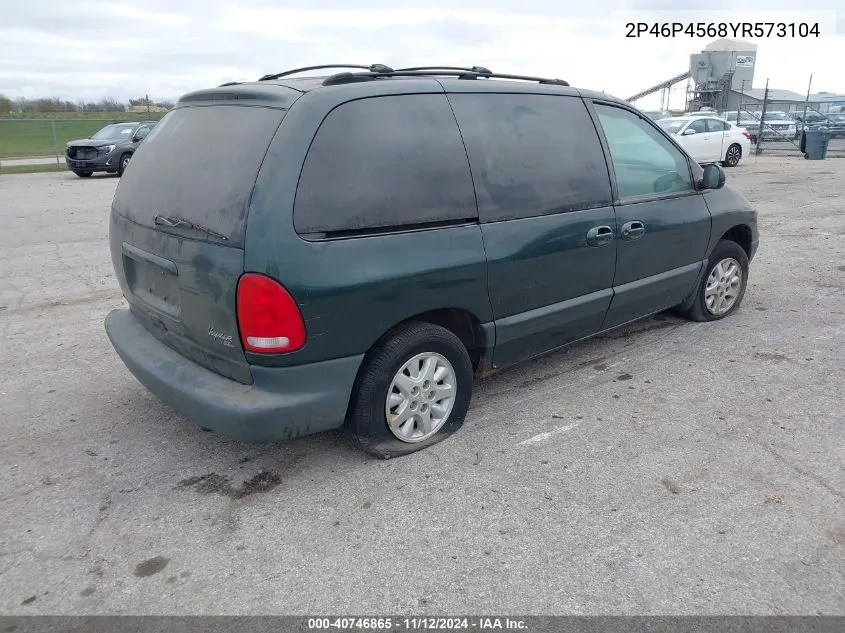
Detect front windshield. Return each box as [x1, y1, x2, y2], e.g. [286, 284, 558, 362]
[657, 119, 688, 134]
[90, 123, 136, 140]
[764, 112, 790, 121]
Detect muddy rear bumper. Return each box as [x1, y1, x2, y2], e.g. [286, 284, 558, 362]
[105, 308, 363, 442]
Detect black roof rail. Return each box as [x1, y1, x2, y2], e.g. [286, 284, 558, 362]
[218, 81, 239, 87]
[321, 69, 569, 87]
[259, 64, 394, 82]
[395, 65, 492, 74]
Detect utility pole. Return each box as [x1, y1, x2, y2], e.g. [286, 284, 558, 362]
[802, 74, 813, 121]
[146, 93, 151, 120]
[738, 79, 748, 123]
[755, 79, 770, 156]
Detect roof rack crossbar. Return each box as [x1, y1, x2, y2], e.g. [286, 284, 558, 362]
[259, 64, 394, 82]
[322, 69, 569, 87]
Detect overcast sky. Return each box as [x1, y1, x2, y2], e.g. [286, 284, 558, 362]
[0, 0, 842, 109]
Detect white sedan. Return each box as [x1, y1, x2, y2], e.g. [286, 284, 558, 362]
[657, 116, 752, 167]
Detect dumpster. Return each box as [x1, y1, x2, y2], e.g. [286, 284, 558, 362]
[800, 128, 830, 160]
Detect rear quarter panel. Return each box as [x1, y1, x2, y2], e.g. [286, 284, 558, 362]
[244, 84, 493, 367]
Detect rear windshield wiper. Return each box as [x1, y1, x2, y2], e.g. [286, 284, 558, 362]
[154, 215, 228, 241]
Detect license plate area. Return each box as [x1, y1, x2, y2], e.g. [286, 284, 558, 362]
[72, 161, 88, 168]
[122, 243, 181, 320]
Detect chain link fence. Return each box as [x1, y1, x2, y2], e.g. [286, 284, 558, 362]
[0, 115, 166, 170]
[720, 88, 845, 158]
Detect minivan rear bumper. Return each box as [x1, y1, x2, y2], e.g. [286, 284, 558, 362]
[105, 308, 363, 442]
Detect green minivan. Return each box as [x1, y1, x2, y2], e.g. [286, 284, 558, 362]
[104, 65, 758, 458]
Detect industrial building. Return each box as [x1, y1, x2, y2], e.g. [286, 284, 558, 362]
[628, 38, 844, 115]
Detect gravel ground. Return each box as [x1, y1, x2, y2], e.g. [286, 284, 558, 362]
[1, 156, 843, 615]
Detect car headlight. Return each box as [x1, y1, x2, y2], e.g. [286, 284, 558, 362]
[100, 145, 116, 154]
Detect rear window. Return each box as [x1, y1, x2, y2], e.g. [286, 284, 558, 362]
[293, 94, 477, 236]
[658, 119, 689, 134]
[112, 105, 286, 246]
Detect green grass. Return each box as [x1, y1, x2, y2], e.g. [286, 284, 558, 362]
[0, 163, 69, 175]
[0, 112, 166, 158]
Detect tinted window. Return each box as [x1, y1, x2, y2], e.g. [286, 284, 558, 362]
[112, 105, 286, 246]
[448, 93, 612, 223]
[687, 119, 707, 133]
[594, 104, 693, 200]
[294, 94, 476, 235]
[706, 119, 728, 132]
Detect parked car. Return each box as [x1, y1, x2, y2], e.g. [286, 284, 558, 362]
[722, 110, 795, 142]
[757, 111, 798, 140]
[789, 111, 830, 139]
[65, 121, 155, 178]
[657, 115, 751, 167]
[822, 113, 845, 138]
[104, 64, 759, 458]
[640, 109, 672, 121]
[721, 111, 760, 141]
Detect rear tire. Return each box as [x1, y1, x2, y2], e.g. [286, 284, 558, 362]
[347, 322, 473, 459]
[722, 143, 742, 167]
[117, 153, 131, 176]
[680, 239, 749, 323]
[73, 170, 93, 178]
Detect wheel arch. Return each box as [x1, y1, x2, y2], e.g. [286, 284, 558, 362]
[720, 224, 753, 257]
[371, 308, 489, 373]
[344, 307, 489, 419]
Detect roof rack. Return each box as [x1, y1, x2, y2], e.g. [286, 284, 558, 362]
[259, 64, 394, 82]
[395, 65, 492, 74]
[322, 69, 569, 87]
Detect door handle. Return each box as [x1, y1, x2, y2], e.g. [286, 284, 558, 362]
[586, 225, 614, 247]
[620, 221, 645, 241]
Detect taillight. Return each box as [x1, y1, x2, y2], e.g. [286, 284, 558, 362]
[742, 131, 751, 139]
[236, 273, 306, 353]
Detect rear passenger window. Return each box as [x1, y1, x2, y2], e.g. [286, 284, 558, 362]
[448, 93, 612, 223]
[706, 119, 728, 132]
[294, 94, 477, 235]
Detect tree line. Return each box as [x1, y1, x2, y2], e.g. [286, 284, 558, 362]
[0, 95, 176, 114]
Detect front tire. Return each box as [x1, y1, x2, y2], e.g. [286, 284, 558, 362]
[681, 240, 749, 322]
[117, 153, 131, 176]
[347, 322, 473, 458]
[722, 143, 742, 167]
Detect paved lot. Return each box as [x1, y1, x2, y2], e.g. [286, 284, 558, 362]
[1, 158, 843, 615]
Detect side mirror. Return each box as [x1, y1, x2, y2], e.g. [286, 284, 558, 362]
[699, 163, 726, 190]
[682, 128, 697, 135]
